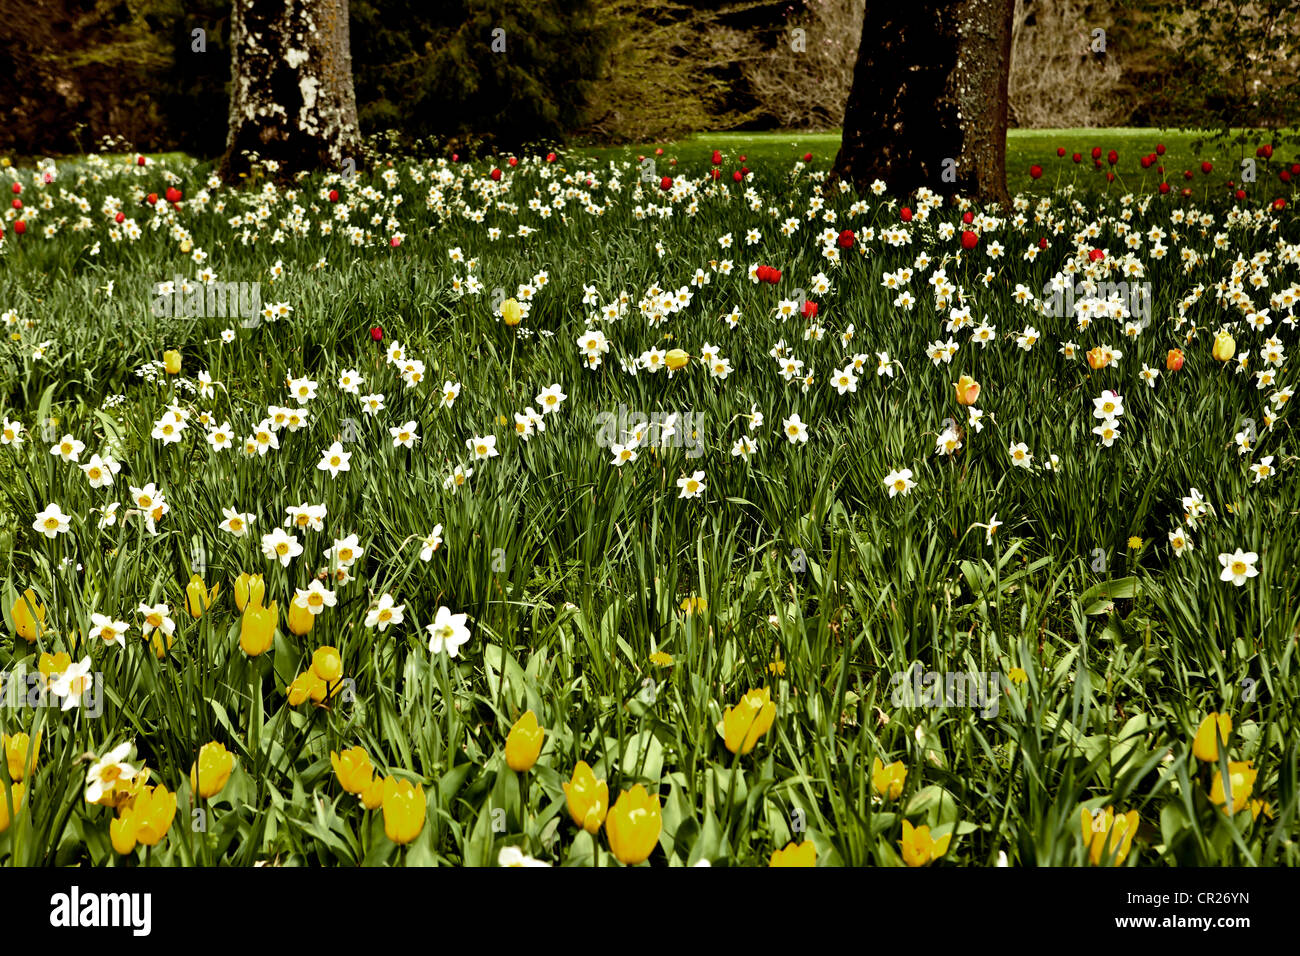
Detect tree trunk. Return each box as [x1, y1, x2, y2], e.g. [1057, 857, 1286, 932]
[220, 0, 361, 183]
[832, 0, 1014, 205]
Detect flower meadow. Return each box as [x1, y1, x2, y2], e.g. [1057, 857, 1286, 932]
[0, 144, 1297, 867]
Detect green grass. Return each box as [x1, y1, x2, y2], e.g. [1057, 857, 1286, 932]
[576, 127, 1300, 197]
[0, 141, 1296, 867]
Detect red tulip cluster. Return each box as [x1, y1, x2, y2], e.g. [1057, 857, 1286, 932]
[755, 265, 782, 284]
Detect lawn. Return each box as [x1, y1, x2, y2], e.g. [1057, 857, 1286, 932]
[0, 140, 1296, 866]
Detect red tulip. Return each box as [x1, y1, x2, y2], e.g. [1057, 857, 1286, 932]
[961, 230, 978, 250]
[1107, 150, 1118, 165]
[165, 187, 181, 203]
[1166, 349, 1184, 371]
[1259, 144, 1274, 159]
[900, 207, 913, 222]
[711, 169, 720, 180]
[654, 147, 663, 155]
[1274, 198, 1287, 210]
[1201, 161, 1213, 174]
[1280, 170, 1291, 183]
[1155, 143, 1166, 155]
[10, 183, 19, 195]
[13, 220, 25, 234]
[659, 175, 672, 191]
[1181, 187, 1193, 197]
[11, 199, 20, 210]
[507, 157, 518, 167]
[962, 211, 974, 224]
[802, 152, 813, 162]
[390, 236, 401, 247]
[147, 193, 158, 204]
[1158, 182, 1170, 194]
[1029, 164, 1043, 179]
[1140, 156, 1152, 169]
[452, 153, 459, 162]
[1091, 147, 1102, 160]
[1291, 164, 1300, 175]
[1057, 147, 1067, 157]
[1183, 170, 1194, 180]
[546, 152, 557, 162]
[490, 168, 502, 181]
[712, 150, 722, 165]
[329, 189, 339, 202]
[137, 155, 147, 166]
[370, 326, 383, 342]
[1072, 153, 1082, 163]
[1235, 189, 1246, 200]
[738, 154, 747, 162]
[802, 300, 818, 318]
[837, 229, 854, 249]
[114, 212, 125, 223]
[1106, 172, 1115, 182]
[1038, 237, 1048, 249]
[1088, 248, 1105, 262]
[732, 170, 743, 182]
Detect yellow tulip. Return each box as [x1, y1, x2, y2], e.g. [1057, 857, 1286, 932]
[233, 573, 265, 612]
[312, 646, 343, 683]
[189, 742, 234, 798]
[954, 374, 981, 406]
[606, 785, 662, 865]
[1080, 806, 1139, 866]
[381, 777, 426, 844]
[38, 651, 71, 686]
[286, 598, 315, 636]
[239, 601, 277, 657]
[0, 782, 26, 834]
[665, 348, 689, 370]
[871, 756, 906, 800]
[1210, 760, 1257, 815]
[131, 784, 177, 846]
[1212, 330, 1235, 362]
[163, 350, 182, 374]
[3, 732, 40, 782]
[185, 574, 220, 618]
[505, 710, 545, 772]
[12, 588, 46, 642]
[361, 776, 384, 810]
[562, 761, 608, 834]
[110, 811, 138, 855]
[330, 747, 374, 795]
[500, 297, 523, 326]
[722, 687, 776, 755]
[769, 841, 817, 867]
[150, 630, 175, 659]
[900, 819, 951, 867]
[1192, 713, 1232, 762]
[286, 671, 313, 706]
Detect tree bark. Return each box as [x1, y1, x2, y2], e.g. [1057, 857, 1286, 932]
[831, 0, 1014, 205]
[220, 0, 361, 183]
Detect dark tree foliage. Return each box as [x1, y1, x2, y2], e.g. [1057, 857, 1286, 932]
[350, 0, 610, 151]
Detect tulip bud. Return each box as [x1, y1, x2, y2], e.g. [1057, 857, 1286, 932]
[239, 601, 277, 657]
[664, 348, 690, 371]
[233, 573, 264, 612]
[131, 784, 177, 847]
[1212, 330, 1235, 362]
[2, 732, 39, 782]
[381, 777, 426, 844]
[1192, 713, 1232, 762]
[500, 298, 522, 327]
[12, 588, 47, 642]
[311, 645, 343, 683]
[331, 747, 375, 795]
[606, 785, 662, 865]
[190, 742, 234, 798]
[504, 710, 545, 772]
[954, 375, 981, 406]
[769, 841, 817, 866]
[0, 782, 26, 834]
[721, 687, 776, 755]
[287, 597, 315, 636]
[185, 574, 219, 618]
[361, 776, 384, 810]
[562, 761, 609, 834]
[110, 811, 137, 855]
[163, 350, 182, 375]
